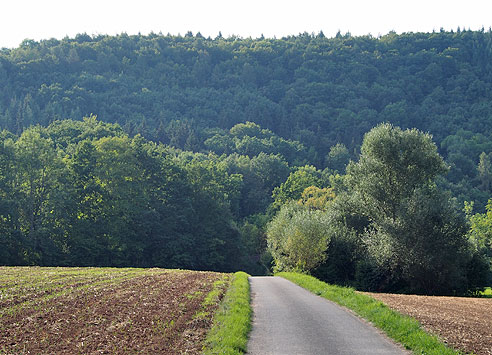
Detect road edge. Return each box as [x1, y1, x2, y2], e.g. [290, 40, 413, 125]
[277, 272, 463, 355]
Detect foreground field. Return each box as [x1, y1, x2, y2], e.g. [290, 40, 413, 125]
[0, 267, 229, 354]
[364, 292, 492, 355]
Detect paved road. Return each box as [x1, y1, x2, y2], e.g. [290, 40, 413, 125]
[247, 276, 408, 355]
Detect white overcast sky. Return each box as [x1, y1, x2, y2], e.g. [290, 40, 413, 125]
[1, 0, 492, 48]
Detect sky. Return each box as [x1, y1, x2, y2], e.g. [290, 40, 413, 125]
[2, 0, 492, 48]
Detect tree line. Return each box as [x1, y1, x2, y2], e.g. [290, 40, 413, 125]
[0, 117, 249, 271]
[0, 117, 313, 274]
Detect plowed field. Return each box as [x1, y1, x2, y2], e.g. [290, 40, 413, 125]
[363, 291, 492, 355]
[0, 267, 229, 354]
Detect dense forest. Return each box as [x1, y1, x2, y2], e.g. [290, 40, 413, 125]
[1, 30, 492, 294]
[0, 118, 244, 270]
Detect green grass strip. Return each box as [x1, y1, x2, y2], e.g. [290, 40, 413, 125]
[203, 271, 251, 355]
[277, 272, 463, 355]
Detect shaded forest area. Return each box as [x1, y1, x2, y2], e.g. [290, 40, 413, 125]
[1, 30, 492, 294]
[0, 119, 245, 271]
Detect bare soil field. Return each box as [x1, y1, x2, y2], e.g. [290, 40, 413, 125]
[0, 266, 229, 354]
[363, 291, 492, 355]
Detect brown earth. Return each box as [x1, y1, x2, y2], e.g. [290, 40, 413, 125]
[0, 268, 229, 354]
[363, 291, 492, 355]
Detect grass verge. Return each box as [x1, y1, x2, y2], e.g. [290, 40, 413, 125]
[203, 271, 251, 355]
[277, 272, 462, 355]
[481, 286, 492, 298]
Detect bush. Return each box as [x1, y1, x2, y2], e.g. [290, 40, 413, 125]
[267, 202, 331, 272]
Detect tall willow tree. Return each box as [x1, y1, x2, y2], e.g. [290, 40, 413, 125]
[347, 124, 479, 294]
[346, 123, 447, 222]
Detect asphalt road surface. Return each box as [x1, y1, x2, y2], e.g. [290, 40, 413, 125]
[247, 276, 408, 355]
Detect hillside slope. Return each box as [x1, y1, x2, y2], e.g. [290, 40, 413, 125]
[1, 31, 492, 208]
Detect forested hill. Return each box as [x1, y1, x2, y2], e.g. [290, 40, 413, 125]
[1, 30, 492, 208]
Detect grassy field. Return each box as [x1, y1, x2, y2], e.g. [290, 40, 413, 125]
[278, 272, 461, 355]
[0, 266, 230, 354]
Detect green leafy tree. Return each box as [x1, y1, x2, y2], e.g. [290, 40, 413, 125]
[272, 165, 329, 209]
[267, 202, 331, 272]
[311, 192, 368, 285]
[0, 131, 22, 264]
[204, 133, 234, 155]
[229, 122, 265, 139]
[477, 152, 492, 192]
[325, 143, 350, 173]
[67, 139, 107, 265]
[468, 199, 492, 257]
[368, 187, 474, 294]
[14, 127, 68, 264]
[221, 152, 290, 217]
[346, 123, 447, 222]
[176, 154, 244, 271]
